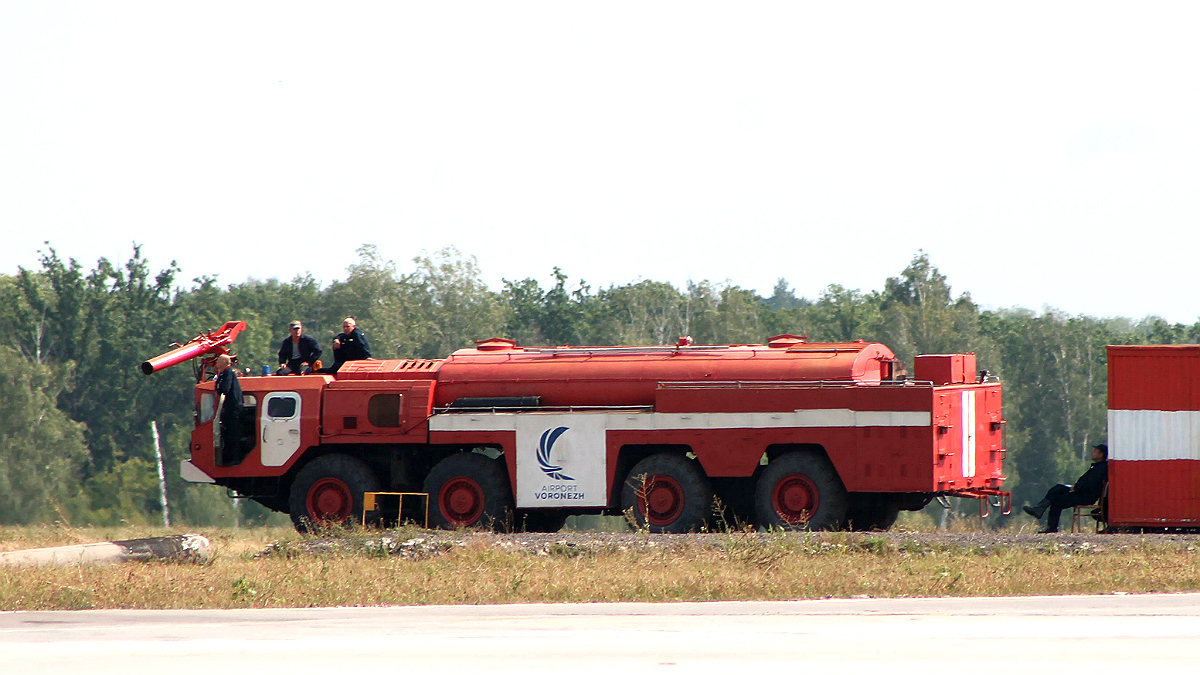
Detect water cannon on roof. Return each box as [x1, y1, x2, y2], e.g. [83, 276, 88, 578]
[140, 321, 247, 382]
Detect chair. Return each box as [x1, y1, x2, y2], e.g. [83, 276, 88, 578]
[1070, 482, 1108, 533]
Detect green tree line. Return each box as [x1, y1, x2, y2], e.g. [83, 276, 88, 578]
[1, 244, 1192, 527]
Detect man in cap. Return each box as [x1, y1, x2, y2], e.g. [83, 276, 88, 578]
[1022, 443, 1109, 533]
[277, 320, 322, 375]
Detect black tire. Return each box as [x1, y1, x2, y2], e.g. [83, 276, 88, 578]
[518, 510, 570, 533]
[844, 493, 901, 531]
[424, 453, 514, 530]
[754, 452, 848, 531]
[620, 453, 713, 534]
[288, 454, 382, 533]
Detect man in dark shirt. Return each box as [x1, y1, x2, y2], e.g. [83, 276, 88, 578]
[1023, 443, 1108, 533]
[214, 354, 244, 463]
[277, 320, 322, 375]
[327, 316, 371, 372]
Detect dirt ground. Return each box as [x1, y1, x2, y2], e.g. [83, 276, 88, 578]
[284, 528, 1200, 559]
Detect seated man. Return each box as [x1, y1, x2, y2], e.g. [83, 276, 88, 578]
[1022, 443, 1108, 533]
[323, 316, 371, 373]
[277, 320, 322, 375]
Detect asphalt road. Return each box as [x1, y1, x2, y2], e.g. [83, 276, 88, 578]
[3, 594, 1199, 673]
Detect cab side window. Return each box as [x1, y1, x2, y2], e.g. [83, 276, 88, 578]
[197, 393, 215, 424]
[267, 396, 297, 418]
[368, 394, 402, 427]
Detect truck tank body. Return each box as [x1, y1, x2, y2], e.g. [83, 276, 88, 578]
[336, 337, 898, 408]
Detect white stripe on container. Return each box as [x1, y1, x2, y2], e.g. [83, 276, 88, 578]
[1108, 409, 1200, 461]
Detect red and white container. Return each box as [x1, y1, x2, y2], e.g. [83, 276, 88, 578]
[1107, 345, 1200, 528]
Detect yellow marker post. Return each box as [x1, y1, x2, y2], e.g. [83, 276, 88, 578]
[362, 491, 429, 528]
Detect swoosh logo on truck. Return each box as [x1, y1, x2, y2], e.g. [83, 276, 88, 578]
[537, 426, 574, 481]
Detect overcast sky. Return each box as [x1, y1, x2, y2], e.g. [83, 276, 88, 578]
[3, 2, 1198, 324]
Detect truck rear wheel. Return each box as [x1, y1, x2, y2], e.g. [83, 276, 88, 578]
[289, 454, 382, 532]
[424, 453, 514, 530]
[755, 452, 847, 531]
[621, 453, 713, 533]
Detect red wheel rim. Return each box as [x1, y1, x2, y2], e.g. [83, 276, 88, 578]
[771, 473, 819, 524]
[439, 476, 485, 526]
[306, 477, 353, 523]
[637, 474, 684, 526]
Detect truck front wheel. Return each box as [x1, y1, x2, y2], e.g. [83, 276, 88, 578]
[621, 453, 713, 533]
[424, 453, 515, 530]
[755, 452, 847, 530]
[288, 454, 382, 532]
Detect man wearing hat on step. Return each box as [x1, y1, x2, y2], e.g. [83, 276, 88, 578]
[1022, 443, 1108, 533]
[277, 320, 322, 375]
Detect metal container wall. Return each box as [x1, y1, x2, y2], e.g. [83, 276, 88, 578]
[1106, 345, 1200, 527]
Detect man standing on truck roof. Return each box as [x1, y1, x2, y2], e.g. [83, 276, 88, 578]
[323, 316, 370, 373]
[1022, 443, 1108, 533]
[277, 320, 321, 375]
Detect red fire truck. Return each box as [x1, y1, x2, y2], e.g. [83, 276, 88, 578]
[144, 323, 1008, 532]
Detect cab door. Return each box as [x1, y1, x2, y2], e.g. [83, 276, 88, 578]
[260, 392, 302, 467]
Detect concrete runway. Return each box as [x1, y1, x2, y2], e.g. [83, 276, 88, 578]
[3, 594, 1199, 673]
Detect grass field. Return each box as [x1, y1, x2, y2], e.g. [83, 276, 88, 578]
[2, 523, 1198, 611]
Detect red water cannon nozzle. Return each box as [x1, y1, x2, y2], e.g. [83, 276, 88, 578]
[140, 321, 247, 382]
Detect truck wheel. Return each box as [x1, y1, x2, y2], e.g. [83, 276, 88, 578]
[424, 453, 514, 530]
[289, 454, 382, 532]
[518, 510, 570, 533]
[755, 452, 847, 530]
[844, 494, 901, 531]
[621, 453, 713, 533]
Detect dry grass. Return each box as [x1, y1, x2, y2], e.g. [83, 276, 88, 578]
[2, 524, 1198, 611]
